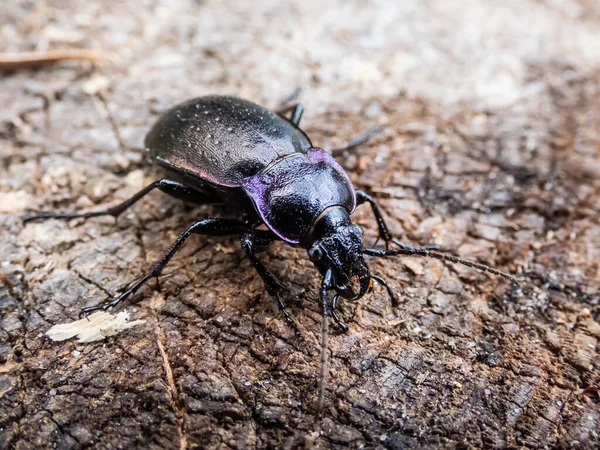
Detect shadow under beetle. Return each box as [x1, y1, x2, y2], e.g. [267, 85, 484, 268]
[24, 95, 520, 417]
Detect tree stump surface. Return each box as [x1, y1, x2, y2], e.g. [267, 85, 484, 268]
[1, 1, 599, 449]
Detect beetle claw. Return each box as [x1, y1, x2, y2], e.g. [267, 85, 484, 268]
[371, 275, 399, 307]
[330, 294, 349, 332]
[332, 313, 349, 332]
[274, 291, 300, 335]
[78, 304, 107, 320]
[78, 285, 136, 319]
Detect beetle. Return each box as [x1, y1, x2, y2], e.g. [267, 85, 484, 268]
[24, 95, 520, 416]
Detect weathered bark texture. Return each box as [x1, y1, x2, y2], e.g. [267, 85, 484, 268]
[1, 1, 599, 449]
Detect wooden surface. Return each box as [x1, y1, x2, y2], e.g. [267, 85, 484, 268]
[1, 1, 599, 448]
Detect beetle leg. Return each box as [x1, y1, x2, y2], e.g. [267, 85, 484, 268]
[80, 218, 249, 316]
[240, 233, 299, 333]
[371, 274, 399, 307]
[330, 127, 383, 157]
[276, 103, 304, 126]
[23, 179, 219, 223]
[355, 189, 439, 251]
[330, 294, 349, 332]
[275, 87, 302, 124]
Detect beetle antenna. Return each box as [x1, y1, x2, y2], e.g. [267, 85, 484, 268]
[363, 247, 521, 286]
[315, 268, 333, 423]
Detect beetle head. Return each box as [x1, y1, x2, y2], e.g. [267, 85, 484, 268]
[307, 208, 370, 300]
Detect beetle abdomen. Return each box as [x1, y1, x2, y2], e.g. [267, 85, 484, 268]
[145, 96, 312, 187]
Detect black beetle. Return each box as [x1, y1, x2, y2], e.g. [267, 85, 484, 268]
[24, 95, 520, 416]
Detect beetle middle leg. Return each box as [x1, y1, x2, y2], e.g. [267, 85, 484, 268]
[23, 179, 218, 223]
[80, 218, 249, 315]
[240, 232, 300, 333]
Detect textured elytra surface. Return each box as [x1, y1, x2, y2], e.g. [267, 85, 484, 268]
[145, 96, 312, 187]
[1, 0, 600, 449]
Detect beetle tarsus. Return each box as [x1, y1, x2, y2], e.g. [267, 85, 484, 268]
[23, 211, 107, 222]
[111, 276, 152, 308]
[275, 292, 300, 334]
[80, 275, 151, 318]
[77, 218, 251, 316]
[331, 294, 349, 332]
[79, 294, 126, 319]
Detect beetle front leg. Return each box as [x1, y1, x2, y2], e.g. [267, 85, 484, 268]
[240, 233, 299, 333]
[355, 189, 438, 251]
[330, 294, 349, 332]
[371, 274, 399, 307]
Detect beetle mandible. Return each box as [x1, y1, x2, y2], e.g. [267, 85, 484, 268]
[24, 95, 520, 416]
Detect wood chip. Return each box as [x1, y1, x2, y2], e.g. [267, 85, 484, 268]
[403, 259, 424, 275]
[0, 49, 107, 70]
[46, 311, 146, 343]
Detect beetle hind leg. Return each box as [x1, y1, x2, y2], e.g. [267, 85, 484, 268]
[23, 179, 220, 223]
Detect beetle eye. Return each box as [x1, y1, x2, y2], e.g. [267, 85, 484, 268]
[308, 246, 323, 262]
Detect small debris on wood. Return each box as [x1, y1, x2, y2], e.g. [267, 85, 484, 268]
[46, 311, 146, 343]
[403, 259, 424, 275]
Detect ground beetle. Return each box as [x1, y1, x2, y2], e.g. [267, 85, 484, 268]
[24, 95, 520, 416]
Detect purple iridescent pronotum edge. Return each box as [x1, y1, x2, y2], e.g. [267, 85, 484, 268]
[305, 148, 357, 213]
[243, 174, 296, 243]
[243, 148, 357, 245]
